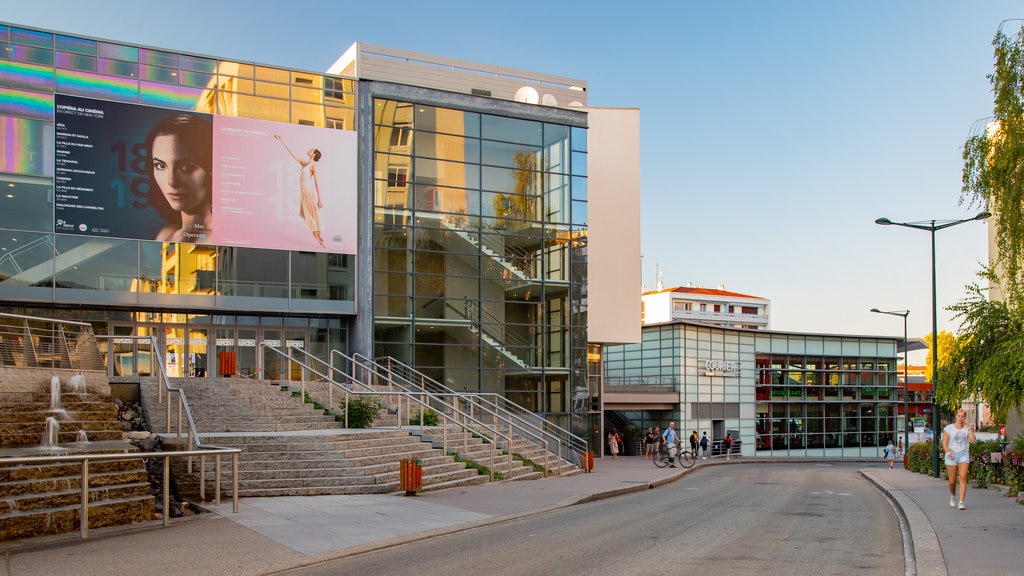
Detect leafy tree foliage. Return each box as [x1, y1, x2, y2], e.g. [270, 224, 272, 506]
[952, 22, 1024, 421]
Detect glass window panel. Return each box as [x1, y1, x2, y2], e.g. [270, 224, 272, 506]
[1, 116, 54, 174]
[54, 35, 95, 55]
[0, 231, 52, 286]
[139, 241, 168, 293]
[11, 28, 52, 49]
[216, 246, 289, 298]
[180, 70, 214, 88]
[415, 157, 480, 189]
[571, 126, 587, 152]
[291, 85, 322, 103]
[571, 150, 587, 177]
[0, 60, 55, 93]
[98, 57, 139, 79]
[219, 76, 254, 94]
[140, 48, 178, 68]
[571, 175, 587, 201]
[10, 45, 53, 66]
[481, 165, 539, 195]
[98, 42, 138, 62]
[411, 183, 474, 216]
[324, 107, 354, 131]
[481, 115, 542, 146]
[0, 175, 53, 231]
[414, 132, 479, 163]
[254, 81, 289, 99]
[139, 81, 205, 110]
[55, 69, 139, 102]
[54, 235, 138, 291]
[0, 88, 53, 123]
[571, 199, 587, 226]
[291, 101, 324, 126]
[481, 140, 541, 169]
[292, 71, 321, 87]
[291, 251, 353, 302]
[225, 94, 289, 122]
[141, 64, 179, 84]
[178, 54, 216, 73]
[254, 65, 289, 83]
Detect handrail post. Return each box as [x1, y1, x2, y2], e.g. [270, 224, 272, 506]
[80, 458, 89, 539]
[163, 456, 171, 527]
[200, 455, 206, 502]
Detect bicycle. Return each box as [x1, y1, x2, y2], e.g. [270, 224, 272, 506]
[652, 442, 695, 468]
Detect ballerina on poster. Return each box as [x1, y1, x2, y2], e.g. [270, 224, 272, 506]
[211, 116, 357, 254]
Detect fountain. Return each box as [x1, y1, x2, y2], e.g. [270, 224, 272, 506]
[68, 373, 87, 393]
[48, 375, 70, 421]
[48, 375, 62, 411]
[40, 416, 60, 448]
[76, 430, 88, 443]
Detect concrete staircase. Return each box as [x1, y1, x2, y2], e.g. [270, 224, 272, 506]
[141, 377, 489, 497]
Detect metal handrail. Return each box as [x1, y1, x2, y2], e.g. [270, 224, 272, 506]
[259, 345, 511, 478]
[0, 311, 103, 371]
[96, 334, 241, 504]
[353, 353, 586, 471]
[358, 352, 585, 469]
[0, 448, 239, 540]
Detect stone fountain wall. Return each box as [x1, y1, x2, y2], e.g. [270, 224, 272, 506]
[0, 366, 109, 395]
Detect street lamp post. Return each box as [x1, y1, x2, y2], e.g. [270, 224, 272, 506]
[871, 308, 909, 462]
[875, 212, 989, 477]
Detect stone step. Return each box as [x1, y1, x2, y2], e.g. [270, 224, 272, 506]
[0, 496, 155, 541]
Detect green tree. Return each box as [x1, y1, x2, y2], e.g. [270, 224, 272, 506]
[953, 22, 1024, 421]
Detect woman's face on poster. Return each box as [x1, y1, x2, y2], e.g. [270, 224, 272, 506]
[151, 133, 210, 214]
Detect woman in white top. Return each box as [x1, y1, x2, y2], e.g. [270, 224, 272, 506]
[942, 409, 976, 510]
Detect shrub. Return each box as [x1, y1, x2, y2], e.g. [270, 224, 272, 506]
[409, 408, 439, 426]
[340, 395, 381, 428]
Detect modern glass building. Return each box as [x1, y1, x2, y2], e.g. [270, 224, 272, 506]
[604, 322, 900, 458]
[0, 24, 632, 444]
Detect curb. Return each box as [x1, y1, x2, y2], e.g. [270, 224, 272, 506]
[860, 470, 947, 576]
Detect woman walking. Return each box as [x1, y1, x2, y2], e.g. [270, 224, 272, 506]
[942, 409, 977, 510]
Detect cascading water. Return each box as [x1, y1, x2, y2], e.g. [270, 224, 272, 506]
[76, 430, 88, 443]
[48, 375, 62, 411]
[40, 416, 60, 448]
[68, 373, 86, 394]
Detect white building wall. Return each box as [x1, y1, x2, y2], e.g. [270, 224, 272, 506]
[586, 107, 641, 345]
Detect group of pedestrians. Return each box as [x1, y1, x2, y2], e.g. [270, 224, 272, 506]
[633, 422, 722, 464]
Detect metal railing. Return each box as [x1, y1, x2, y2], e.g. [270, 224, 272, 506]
[0, 312, 103, 371]
[0, 449, 237, 540]
[258, 344, 512, 478]
[96, 335, 242, 507]
[353, 354, 587, 471]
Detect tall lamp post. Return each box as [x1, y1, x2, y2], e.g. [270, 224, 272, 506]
[870, 308, 909, 462]
[875, 212, 989, 477]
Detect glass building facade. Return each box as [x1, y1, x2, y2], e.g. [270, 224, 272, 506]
[604, 322, 899, 458]
[0, 23, 590, 430]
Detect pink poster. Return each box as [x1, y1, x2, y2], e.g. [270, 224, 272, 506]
[213, 117, 357, 253]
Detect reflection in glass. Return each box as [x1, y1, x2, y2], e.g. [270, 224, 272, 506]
[53, 235, 138, 290]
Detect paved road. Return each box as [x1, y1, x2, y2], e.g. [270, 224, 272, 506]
[284, 463, 901, 576]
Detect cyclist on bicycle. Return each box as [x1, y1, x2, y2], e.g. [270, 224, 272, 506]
[663, 422, 679, 467]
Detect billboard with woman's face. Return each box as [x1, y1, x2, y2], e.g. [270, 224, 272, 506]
[53, 94, 357, 254]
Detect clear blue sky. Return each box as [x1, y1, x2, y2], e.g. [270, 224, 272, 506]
[5, 1, 1020, 356]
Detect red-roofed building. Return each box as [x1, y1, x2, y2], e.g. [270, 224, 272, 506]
[641, 284, 770, 329]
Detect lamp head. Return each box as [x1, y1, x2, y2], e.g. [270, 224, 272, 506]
[875, 217, 893, 226]
[974, 211, 991, 221]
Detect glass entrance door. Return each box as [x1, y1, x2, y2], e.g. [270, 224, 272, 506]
[187, 328, 208, 377]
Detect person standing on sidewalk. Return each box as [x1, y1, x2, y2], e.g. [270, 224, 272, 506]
[663, 422, 679, 467]
[723, 433, 734, 460]
[942, 409, 977, 510]
[689, 430, 699, 458]
[643, 427, 657, 460]
[700, 431, 709, 459]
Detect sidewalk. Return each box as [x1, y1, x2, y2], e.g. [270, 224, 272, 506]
[1, 458, 1021, 576]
